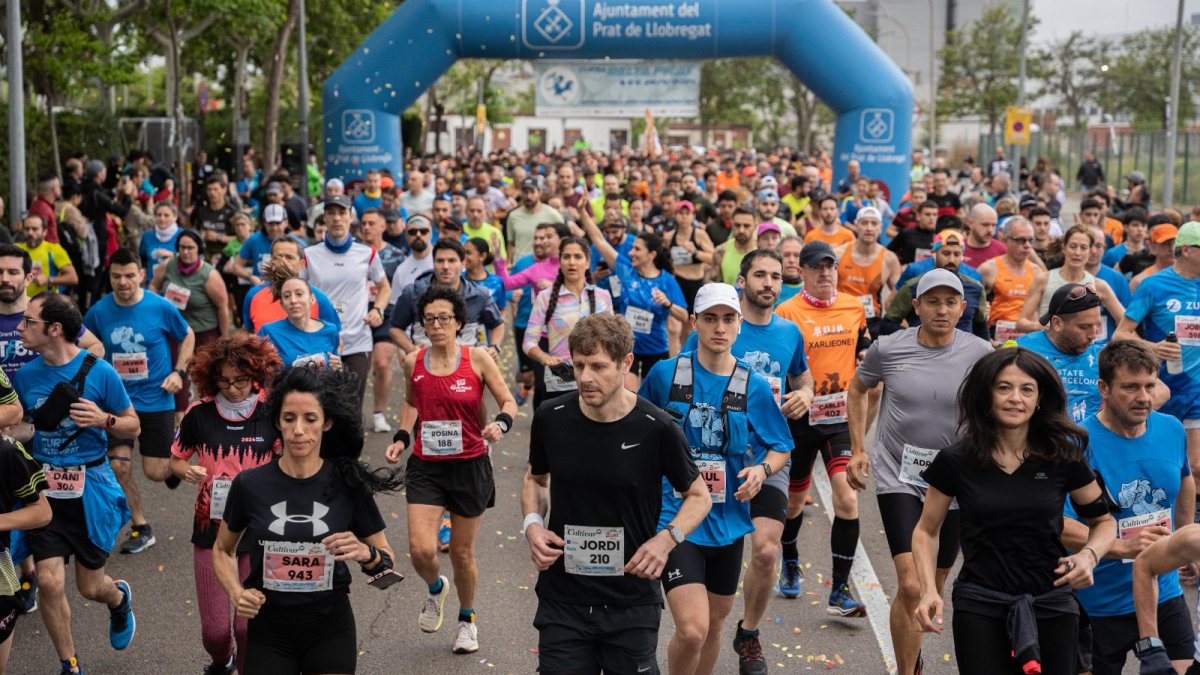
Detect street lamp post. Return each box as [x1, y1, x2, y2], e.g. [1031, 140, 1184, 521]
[1163, 0, 1184, 208]
[7, 0, 26, 215]
[297, 0, 311, 199]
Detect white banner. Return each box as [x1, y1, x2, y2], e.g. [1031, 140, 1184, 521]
[535, 61, 700, 118]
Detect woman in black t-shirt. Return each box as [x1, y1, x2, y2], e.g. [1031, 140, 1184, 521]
[212, 367, 404, 674]
[912, 347, 1116, 675]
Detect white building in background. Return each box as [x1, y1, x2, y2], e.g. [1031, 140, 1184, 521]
[423, 114, 632, 155]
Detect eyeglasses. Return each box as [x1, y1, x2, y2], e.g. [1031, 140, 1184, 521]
[423, 314, 456, 326]
[408, 229, 430, 236]
[20, 316, 48, 326]
[216, 376, 252, 389]
[1008, 237, 1035, 245]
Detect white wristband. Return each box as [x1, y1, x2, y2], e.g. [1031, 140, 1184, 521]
[522, 513, 545, 535]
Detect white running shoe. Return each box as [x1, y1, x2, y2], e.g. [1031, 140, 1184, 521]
[419, 576, 449, 633]
[372, 412, 392, 433]
[453, 620, 479, 654]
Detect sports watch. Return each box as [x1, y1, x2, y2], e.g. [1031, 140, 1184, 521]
[665, 524, 685, 545]
[1134, 636, 1164, 655]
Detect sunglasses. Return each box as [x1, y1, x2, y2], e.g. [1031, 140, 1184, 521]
[1008, 237, 1035, 245]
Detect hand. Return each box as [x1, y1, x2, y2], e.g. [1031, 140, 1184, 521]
[486, 345, 500, 361]
[384, 440, 407, 464]
[846, 453, 870, 491]
[525, 523, 565, 571]
[322, 532, 369, 562]
[542, 355, 563, 367]
[734, 464, 767, 502]
[481, 421, 503, 443]
[33, 274, 49, 287]
[512, 289, 524, 304]
[364, 308, 383, 327]
[1179, 562, 1199, 586]
[1053, 552, 1096, 589]
[780, 388, 811, 420]
[183, 464, 208, 485]
[327, 353, 343, 371]
[1153, 339, 1182, 364]
[914, 592, 945, 634]
[1137, 645, 1177, 675]
[625, 530, 674, 579]
[234, 587, 266, 619]
[1117, 526, 1171, 559]
[249, 275, 262, 286]
[161, 371, 183, 394]
[651, 288, 670, 306]
[68, 398, 108, 428]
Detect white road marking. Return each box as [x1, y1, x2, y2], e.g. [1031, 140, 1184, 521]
[812, 462, 897, 672]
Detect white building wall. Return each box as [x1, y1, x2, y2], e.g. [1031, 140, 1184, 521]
[425, 115, 632, 154]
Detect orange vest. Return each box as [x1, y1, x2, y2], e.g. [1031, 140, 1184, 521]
[989, 257, 1034, 324]
[804, 226, 857, 249]
[837, 246, 885, 317]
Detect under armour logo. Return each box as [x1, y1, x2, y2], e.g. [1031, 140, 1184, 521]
[269, 501, 330, 536]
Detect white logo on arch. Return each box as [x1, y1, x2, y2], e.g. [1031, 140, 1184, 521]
[341, 110, 376, 145]
[859, 108, 894, 144]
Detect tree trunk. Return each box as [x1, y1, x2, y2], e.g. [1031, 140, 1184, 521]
[262, 0, 302, 175]
[48, 99, 62, 181]
[95, 21, 117, 113]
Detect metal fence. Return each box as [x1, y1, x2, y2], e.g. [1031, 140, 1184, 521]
[978, 130, 1200, 209]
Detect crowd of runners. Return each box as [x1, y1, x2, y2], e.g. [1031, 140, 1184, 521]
[0, 144, 1198, 674]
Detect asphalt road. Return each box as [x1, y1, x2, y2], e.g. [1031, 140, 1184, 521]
[7, 381, 1162, 674]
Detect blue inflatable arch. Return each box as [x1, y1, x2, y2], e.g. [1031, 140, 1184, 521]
[323, 0, 913, 205]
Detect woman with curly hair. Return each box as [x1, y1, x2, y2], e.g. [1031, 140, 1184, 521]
[168, 333, 281, 675]
[213, 366, 404, 674]
[912, 347, 1116, 674]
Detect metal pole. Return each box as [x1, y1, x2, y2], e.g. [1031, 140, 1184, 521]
[1011, 0, 1030, 191]
[1162, 0, 1184, 208]
[297, 0, 311, 199]
[7, 0, 26, 215]
[927, 0, 936, 157]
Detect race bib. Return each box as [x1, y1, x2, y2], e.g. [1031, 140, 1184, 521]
[112, 352, 149, 381]
[564, 525, 624, 576]
[292, 353, 328, 369]
[697, 459, 727, 503]
[1096, 318, 1109, 343]
[670, 246, 694, 266]
[994, 320, 1022, 343]
[898, 445, 939, 489]
[43, 464, 85, 499]
[262, 541, 334, 592]
[626, 307, 654, 335]
[209, 476, 232, 520]
[809, 391, 848, 425]
[421, 420, 464, 456]
[766, 375, 783, 407]
[461, 322, 486, 347]
[1118, 508, 1172, 564]
[915, 248, 932, 261]
[858, 294, 877, 319]
[163, 282, 192, 310]
[31, 261, 43, 278]
[543, 367, 578, 393]
[609, 274, 622, 298]
[1175, 315, 1200, 346]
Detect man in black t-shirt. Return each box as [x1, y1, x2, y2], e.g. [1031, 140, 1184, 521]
[522, 313, 709, 674]
[888, 200, 939, 265]
[190, 175, 239, 262]
[0, 437, 50, 673]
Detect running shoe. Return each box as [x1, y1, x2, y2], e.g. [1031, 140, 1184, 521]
[732, 621, 767, 675]
[59, 656, 83, 674]
[108, 580, 135, 650]
[777, 557, 802, 599]
[438, 514, 452, 552]
[419, 575, 450, 633]
[453, 620, 479, 654]
[372, 412, 392, 433]
[203, 654, 235, 675]
[512, 384, 530, 406]
[827, 582, 867, 618]
[15, 572, 36, 613]
[119, 524, 156, 554]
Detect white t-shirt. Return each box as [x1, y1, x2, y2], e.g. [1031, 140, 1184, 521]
[301, 240, 386, 356]
[400, 189, 434, 215]
[389, 254, 434, 306]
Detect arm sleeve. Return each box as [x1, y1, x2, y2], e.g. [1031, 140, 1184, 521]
[1124, 285, 1152, 325]
[528, 410, 549, 476]
[221, 474, 248, 533]
[661, 419, 700, 494]
[920, 449, 958, 497]
[524, 291, 549, 354]
[367, 250, 385, 283]
[665, 276, 687, 308]
[164, 300, 191, 341]
[171, 412, 197, 460]
[390, 288, 416, 330]
[788, 326, 808, 376]
[5, 442, 48, 505]
[480, 293, 503, 330]
[350, 490, 387, 539]
[1067, 457, 1098, 492]
[855, 340, 884, 388]
[51, 245, 72, 270]
[637, 360, 670, 406]
[97, 362, 132, 413]
[0, 370, 16, 406]
[242, 286, 260, 331]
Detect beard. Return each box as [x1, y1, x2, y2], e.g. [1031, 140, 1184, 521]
[0, 285, 20, 303]
[410, 238, 428, 253]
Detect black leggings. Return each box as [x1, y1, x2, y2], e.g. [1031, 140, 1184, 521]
[245, 596, 357, 674]
[952, 609, 1078, 675]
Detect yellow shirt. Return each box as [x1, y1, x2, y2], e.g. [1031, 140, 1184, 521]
[17, 240, 73, 296]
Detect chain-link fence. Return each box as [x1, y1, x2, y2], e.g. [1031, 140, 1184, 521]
[978, 130, 1200, 209]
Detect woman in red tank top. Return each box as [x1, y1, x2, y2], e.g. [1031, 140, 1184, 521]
[383, 285, 517, 654]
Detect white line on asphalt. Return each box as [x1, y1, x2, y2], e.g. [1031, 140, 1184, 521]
[812, 462, 897, 673]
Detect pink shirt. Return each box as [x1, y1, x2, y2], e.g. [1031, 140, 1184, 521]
[496, 256, 560, 292]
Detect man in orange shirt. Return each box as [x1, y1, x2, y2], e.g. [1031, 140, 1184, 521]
[979, 216, 1038, 344]
[803, 194, 856, 257]
[774, 241, 870, 618]
[1130, 222, 1178, 293]
[715, 157, 741, 193]
[837, 207, 900, 339]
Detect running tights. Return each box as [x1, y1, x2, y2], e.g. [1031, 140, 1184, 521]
[194, 546, 249, 672]
[953, 609, 1078, 675]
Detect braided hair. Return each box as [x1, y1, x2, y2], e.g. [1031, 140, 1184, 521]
[543, 237, 596, 326]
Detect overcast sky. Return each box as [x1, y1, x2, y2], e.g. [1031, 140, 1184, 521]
[1031, 0, 1198, 43]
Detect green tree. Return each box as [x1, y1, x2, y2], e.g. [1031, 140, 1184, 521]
[1032, 32, 1109, 130]
[937, 4, 1033, 136]
[699, 59, 759, 142]
[1104, 26, 1200, 129]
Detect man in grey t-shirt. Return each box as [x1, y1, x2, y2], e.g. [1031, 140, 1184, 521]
[844, 268, 992, 675]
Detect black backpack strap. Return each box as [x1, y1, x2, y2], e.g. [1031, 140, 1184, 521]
[71, 353, 98, 390]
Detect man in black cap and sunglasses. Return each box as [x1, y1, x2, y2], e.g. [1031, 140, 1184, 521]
[1017, 282, 1109, 424]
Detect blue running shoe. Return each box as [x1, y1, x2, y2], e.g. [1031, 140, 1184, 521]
[109, 580, 135, 650]
[777, 558, 802, 598]
[827, 582, 866, 618]
[438, 514, 452, 552]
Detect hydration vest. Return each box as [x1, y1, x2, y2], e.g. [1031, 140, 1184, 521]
[664, 353, 751, 457]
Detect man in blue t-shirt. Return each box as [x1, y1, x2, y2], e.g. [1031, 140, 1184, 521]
[1018, 283, 1106, 424]
[1063, 340, 1194, 674]
[591, 214, 634, 312]
[639, 282, 792, 675]
[83, 248, 192, 555]
[230, 202, 297, 285]
[16, 293, 141, 670]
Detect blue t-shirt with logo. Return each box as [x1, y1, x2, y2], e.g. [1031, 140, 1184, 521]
[1094, 263, 1130, 346]
[1124, 267, 1200, 418]
[1067, 412, 1188, 616]
[592, 236, 635, 311]
[640, 354, 792, 547]
[15, 351, 131, 465]
[258, 318, 341, 368]
[511, 255, 536, 329]
[237, 231, 274, 277]
[616, 258, 686, 356]
[683, 315, 808, 398]
[1016, 330, 1103, 424]
[83, 292, 190, 412]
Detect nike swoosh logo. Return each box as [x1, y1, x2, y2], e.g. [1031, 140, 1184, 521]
[637, 668, 652, 673]
[621, 442, 640, 450]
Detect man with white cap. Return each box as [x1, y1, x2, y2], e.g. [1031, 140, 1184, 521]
[837, 206, 900, 340]
[230, 203, 294, 286]
[845, 267, 992, 675]
[640, 282, 792, 675]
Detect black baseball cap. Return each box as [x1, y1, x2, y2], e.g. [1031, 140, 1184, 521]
[324, 194, 352, 210]
[520, 177, 540, 190]
[800, 241, 837, 267]
[1039, 283, 1101, 325]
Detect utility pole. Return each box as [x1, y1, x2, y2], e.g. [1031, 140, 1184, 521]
[1010, 0, 1030, 190]
[297, 0, 311, 199]
[8, 0, 26, 215]
[1163, 0, 1184, 209]
[927, 0, 936, 157]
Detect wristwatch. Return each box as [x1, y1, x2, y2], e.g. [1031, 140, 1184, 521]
[174, 368, 187, 379]
[106, 415, 116, 429]
[759, 462, 773, 477]
[665, 524, 685, 545]
[1134, 636, 1164, 655]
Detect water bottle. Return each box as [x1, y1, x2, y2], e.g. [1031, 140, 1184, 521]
[1167, 332, 1184, 375]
